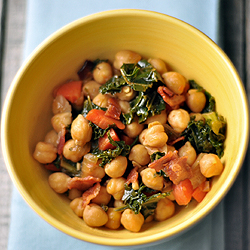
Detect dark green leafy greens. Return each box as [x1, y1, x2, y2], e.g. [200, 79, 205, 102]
[99, 60, 166, 124]
[181, 113, 226, 158]
[116, 184, 170, 219]
[91, 131, 131, 167]
[150, 151, 166, 162]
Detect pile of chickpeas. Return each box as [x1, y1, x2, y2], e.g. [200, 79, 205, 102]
[33, 50, 224, 233]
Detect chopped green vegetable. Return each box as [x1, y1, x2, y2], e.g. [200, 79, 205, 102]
[116, 184, 169, 218]
[91, 131, 131, 167]
[182, 115, 226, 158]
[60, 157, 81, 177]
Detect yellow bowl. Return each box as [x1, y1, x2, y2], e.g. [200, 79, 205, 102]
[1, 9, 249, 247]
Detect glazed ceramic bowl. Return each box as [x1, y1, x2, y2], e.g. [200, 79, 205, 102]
[1, 9, 249, 247]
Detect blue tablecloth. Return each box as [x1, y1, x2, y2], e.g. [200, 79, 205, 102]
[8, 1, 224, 249]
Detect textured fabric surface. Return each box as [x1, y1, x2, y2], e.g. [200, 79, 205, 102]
[6, 1, 226, 249]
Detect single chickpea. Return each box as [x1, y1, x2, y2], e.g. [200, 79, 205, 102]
[118, 100, 130, 114]
[48, 172, 71, 193]
[82, 80, 101, 100]
[123, 116, 144, 138]
[91, 186, 112, 205]
[129, 144, 150, 166]
[93, 62, 113, 85]
[33, 142, 57, 164]
[92, 93, 110, 108]
[140, 168, 164, 191]
[104, 156, 128, 178]
[148, 58, 168, 75]
[113, 50, 142, 70]
[116, 86, 136, 101]
[186, 89, 206, 113]
[83, 203, 108, 227]
[154, 197, 175, 221]
[121, 209, 144, 232]
[81, 154, 106, 179]
[105, 208, 122, 230]
[144, 109, 167, 125]
[178, 141, 197, 166]
[63, 139, 91, 162]
[168, 109, 190, 133]
[71, 114, 92, 146]
[70, 197, 84, 217]
[68, 188, 83, 200]
[106, 177, 126, 200]
[162, 72, 187, 94]
[51, 112, 72, 133]
[144, 121, 168, 148]
[44, 130, 58, 148]
[200, 153, 224, 178]
[52, 95, 72, 114]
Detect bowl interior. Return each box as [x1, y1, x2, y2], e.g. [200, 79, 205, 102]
[2, 9, 249, 246]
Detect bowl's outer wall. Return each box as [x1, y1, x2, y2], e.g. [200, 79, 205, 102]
[1, 10, 249, 246]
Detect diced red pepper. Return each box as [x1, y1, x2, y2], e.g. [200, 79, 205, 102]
[98, 128, 120, 150]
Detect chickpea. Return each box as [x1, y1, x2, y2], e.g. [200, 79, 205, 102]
[113, 50, 142, 70]
[186, 89, 206, 113]
[154, 198, 175, 221]
[51, 112, 72, 133]
[92, 93, 110, 108]
[68, 188, 82, 200]
[144, 109, 167, 125]
[81, 153, 106, 179]
[178, 141, 197, 166]
[124, 116, 144, 138]
[33, 142, 57, 164]
[168, 109, 190, 133]
[129, 144, 150, 165]
[116, 86, 136, 101]
[121, 209, 144, 232]
[91, 186, 112, 205]
[71, 114, 92, 146]
[140, 168, 164, 191]
[118, 100, 130, 114]
[148, 58, 168, 75]
[105, 208, 122, 230]
[83, 203, 108, 227]
[104, 156, 128, 178]
[82, 80, 101, 99]
[44, 130, 58, 147]
[48, 172, 71, 193]
[70, 197, 84, 217]
[63, 139, 91, 162]
[106, 177, 126, 200]
[162, 72, 187, 94]
[93, 62, 113, 84]
[200, 153, 224, 178]
[52, 95, 72, 114]
[144, 121, 168, 148]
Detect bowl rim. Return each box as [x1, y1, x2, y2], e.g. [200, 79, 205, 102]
[1, 9, 249, 247]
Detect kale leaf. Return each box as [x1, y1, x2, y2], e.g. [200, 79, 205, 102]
[181, 114, 226, 158]
[116, 184, 169, 219]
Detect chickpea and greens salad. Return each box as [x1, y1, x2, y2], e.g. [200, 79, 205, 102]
[33, 50, 226, 232]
